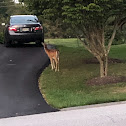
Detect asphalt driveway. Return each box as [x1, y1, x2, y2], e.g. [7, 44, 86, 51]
[0, 44, 58, 118]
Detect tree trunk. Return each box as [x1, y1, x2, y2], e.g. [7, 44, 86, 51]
[98, 56, 108, 77]
[77, 27, 112, 78]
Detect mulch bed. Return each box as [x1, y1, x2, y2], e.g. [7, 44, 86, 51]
[85, 57, 126, 85]
[83, 57, 125, 64]
[87, 76, 126, 86]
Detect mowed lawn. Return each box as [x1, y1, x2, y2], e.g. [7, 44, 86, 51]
[39, 38, 126, 109]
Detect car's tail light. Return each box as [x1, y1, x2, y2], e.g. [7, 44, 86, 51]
[34, 26, 42, 31]
[9, 26, 17, 32]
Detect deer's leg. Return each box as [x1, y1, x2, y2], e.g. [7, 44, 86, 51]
[57, 51, 59, 71]
[55, 59, 58, 72]
[52, 58, 56, 70]
[53, 59, 56, 70]
[50, 58, 53, 70]
[55, 57, 59, 72]
[52, 59, 54, 70]
[53, 58, 57, 72]
[57, 57, 59, 71]
[54, 57, 59, 72]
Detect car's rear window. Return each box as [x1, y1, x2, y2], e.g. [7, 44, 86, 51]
[10, 16, 38, 24]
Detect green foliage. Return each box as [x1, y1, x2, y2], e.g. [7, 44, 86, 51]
[0, 0, 29, 19]
[0, 32, 4, 44]
[106, 30, 126, 45]
[22, 0, 126, 38]
[21, 0, 76, 38]
[62, 0, 126, 29]
[0, 0, 30, 43]
[22, 0, 126, 78]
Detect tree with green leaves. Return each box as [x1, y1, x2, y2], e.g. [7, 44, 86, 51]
[0, 0, 29, 43]
[62, 0, 126, 78]
[22, 0, 126, 78]
[0, 0, 28, 21]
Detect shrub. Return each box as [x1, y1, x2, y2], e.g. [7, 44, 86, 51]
[0, 32, 4, 44]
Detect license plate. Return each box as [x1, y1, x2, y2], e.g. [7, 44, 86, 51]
[22, 28, 29, 32]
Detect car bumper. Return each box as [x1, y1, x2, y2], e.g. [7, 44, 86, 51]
[8, 32, 43, 43]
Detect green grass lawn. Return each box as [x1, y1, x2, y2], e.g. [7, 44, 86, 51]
[39, 38, 126, 109]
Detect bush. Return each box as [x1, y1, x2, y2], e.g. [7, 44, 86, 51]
[112, 40, 125, 45]
[0, 32, 4, 44]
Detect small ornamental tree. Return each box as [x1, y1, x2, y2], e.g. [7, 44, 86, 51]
[22, 0, 126, 77]
[62, 0, 126, 77]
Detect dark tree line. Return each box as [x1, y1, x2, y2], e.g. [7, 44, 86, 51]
[0, 0, 28, 42]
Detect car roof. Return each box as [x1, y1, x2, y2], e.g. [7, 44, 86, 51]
[10, 15, 37, 18]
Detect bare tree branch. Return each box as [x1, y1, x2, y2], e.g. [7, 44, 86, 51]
[77, 35, 98, 57]
[107, 24, 118, 54]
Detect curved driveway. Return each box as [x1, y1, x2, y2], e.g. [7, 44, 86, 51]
[0, 44, 58, 118]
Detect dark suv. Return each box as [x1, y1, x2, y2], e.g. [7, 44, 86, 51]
[4, 15, 44, 47]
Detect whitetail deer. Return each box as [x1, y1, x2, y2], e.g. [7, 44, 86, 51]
[43, 43, 59, 72]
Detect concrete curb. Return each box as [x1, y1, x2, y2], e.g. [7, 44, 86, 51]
[1, 101, 126, 126]
[60, 101, 126, 111]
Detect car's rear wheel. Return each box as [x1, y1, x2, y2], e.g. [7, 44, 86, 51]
[42, 32, 44, 42]
[4, 38, 11, 47]
[35, 40, 42, 46]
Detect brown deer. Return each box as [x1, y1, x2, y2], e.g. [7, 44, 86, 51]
[42, 43, 59, 72]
